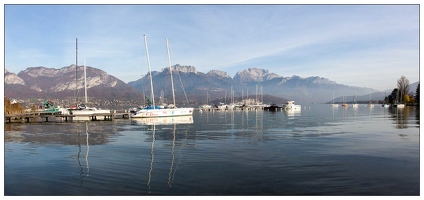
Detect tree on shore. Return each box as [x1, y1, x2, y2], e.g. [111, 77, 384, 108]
[415, 83, 420, 105]
[4, 97, 25, 114]
[397, 76, 410, 101]
[387, 88, 399, 104]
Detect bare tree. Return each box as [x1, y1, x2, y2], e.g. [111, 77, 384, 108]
[397, 76, 410, 100]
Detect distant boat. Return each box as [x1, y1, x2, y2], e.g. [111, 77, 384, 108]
[395, 104, 405, 108]
[331, 104, 339, 107]
[264, 103, 282, 111]
[330, 93, 338, 107]
[199, 104, 212, 110]
[395, 89, 405, 108]
[282, 101, 301, 110]
[199, 92, 212, 110]
[342, 96, 348, 107]
[367, 92, 374, 108]
[216, 102, 231, 110]
[131, 36, 193, 118]
[352, 93, 359, 108]
[381, 92, 390, 108]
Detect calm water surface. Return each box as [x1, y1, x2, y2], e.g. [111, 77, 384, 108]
[4, 104, 420, 195]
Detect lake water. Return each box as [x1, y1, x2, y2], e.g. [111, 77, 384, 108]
[4, 104, 420, 196]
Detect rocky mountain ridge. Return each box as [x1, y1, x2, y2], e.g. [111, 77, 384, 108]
[6, 65, 381, 105]
[127, 65, 378, 104]
[5, 65, 143, 102]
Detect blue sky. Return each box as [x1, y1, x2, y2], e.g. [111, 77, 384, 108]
[3, 3, 420, 91]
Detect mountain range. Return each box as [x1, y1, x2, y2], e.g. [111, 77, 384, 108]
[5, 64, 413, 105]
[127, 65, 378, 104]
[4, 65, 143, 102]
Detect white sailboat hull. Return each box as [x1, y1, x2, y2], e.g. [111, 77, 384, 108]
[199, 105, 212, 109]
[131, 107, 193, 118]
[395, 104, 405, 108]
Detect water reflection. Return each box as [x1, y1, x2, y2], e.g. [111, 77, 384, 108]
[77, 121, 90, 186]
[132, 115, 193, 125]
[147, 124, 155, 192]
[387, 106, 418, 129]
[283, 109, 301, 117]
[4, 121, 118, 145]
[134, 116, 194, 192]
[4, 105, 420, 195]
[168, 124, 176, 188]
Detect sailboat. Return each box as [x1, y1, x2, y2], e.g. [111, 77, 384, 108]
[71, 58, 111, 115]
[341, 96, 348, 107]
[367, 92, 374, 108]
[199, 92, 212, 110]
[352, 93, 359, 108]
[66, 38, 110, 116]
[395, 89, 405, 108]
[330, 93, 338, 107]
[131, 35, 193, 118]
[382, 91, 390, 108]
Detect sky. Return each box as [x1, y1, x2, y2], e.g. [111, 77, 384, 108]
[2, 2, 421, 91]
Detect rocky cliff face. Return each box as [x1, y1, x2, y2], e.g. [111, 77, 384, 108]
[5, 65, 143, 101]
[206, 70, 232, 79]
[4, 70, 26, 85]
[233, 68, 280, 82]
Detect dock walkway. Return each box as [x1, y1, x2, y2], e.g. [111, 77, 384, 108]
[4, 110, 130, 123]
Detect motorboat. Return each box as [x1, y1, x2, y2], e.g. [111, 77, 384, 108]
[282, 101, 301, 110]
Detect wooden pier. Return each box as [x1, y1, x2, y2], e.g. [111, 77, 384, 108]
[4, 110, 130, 123]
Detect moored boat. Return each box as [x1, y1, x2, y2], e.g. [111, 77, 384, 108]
[282, 101, 301, 110]
[131, 36, 193, 118]
[67, 39, 110, 116]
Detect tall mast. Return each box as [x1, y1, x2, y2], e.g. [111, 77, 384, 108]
[166, 38, 176, 107]
[261, 85, 263, 103]
[84, 57, 88, 104]
[144, 35, 155, 108]
[75, 38, 78, 106]
[231, 85, 233, 104]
